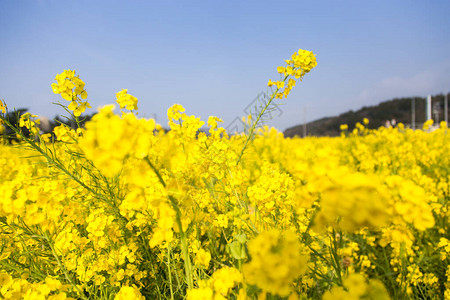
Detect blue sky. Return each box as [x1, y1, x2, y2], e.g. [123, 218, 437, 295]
[1, 0, 449, 131]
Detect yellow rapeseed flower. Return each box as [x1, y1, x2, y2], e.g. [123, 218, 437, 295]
[51, 69, 90, 116]
[243, 230, 309, 296]
[116, 89, 138, 111]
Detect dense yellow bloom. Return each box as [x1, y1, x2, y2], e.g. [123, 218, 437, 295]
[114, 285, 145, 300]
[210, 267, 242, 296]
[385, 175, 435, 231]
[423, 119, 434, 130]
[1, 54, 448, 299]
[186, 287, 214, 300]
[292, 49, 317, 73]
[51, 69, 90, 116]
[0, 99, 6, 113]
[267, 49, 317, 99]
[0, 272, 12, 290]
[116, 89, 138, 111]
[314, 170, 391, 232]
[243, 230, 309, 296]
[79, 104, 155, 176]
[1, 107, 448, 299]
[194, 248, 211, 268]
[438, 238, 450, 260]
[323, 274, 390, 300]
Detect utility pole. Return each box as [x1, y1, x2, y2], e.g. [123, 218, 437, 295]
[412, 97, 415, 130]
[433, 102, 440, 124]
[445, 92, 448, 126]
[426, 95, 432, 121]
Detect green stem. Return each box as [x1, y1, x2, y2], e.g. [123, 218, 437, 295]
[236, 75, 289, 165]
[44, 233, 88, 300]
[144, 157, 194, 290]
[167, 243, 175, 300]
[176, 213, 194, 290]
[330, 229, 343, 286]
[1, 115, 127, 223]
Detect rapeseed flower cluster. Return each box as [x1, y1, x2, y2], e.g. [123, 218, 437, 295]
[323, 273, 390, 300]
[243, 230, 309, 296]
[314, 170, 391, 232]
[268, 49, 317, 99]
[116, 89, 138, 112]
[19, 112, 41, 136]
[0, 100, 5, 137]
[0, 99, 6, 114]
[51, 69, 90, 116]
[79, 104, 156, 177]
[0, 50, 449, 299]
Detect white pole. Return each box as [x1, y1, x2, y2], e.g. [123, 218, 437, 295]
[426, 95, 432, 121]
[445, 93, 448, 125]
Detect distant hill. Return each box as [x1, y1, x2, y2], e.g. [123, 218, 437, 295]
[284, 94, 449, 137]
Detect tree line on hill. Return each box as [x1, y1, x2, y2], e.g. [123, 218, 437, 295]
[284, 93, 450, 138]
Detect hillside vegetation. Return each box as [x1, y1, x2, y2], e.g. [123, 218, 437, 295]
[284, 94, 449, 137]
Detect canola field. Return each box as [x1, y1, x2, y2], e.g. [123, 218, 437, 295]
[0, 50, 449, 299]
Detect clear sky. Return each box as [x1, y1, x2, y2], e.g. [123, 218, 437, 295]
[1, 0, 449, 131]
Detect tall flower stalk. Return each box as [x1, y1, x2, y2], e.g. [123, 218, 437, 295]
[236, 49, 317, 164]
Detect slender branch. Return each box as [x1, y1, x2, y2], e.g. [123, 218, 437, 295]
[44, 233, 88, 300]
[144, 156, 194, 290]
[236, 75, 288, 165]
